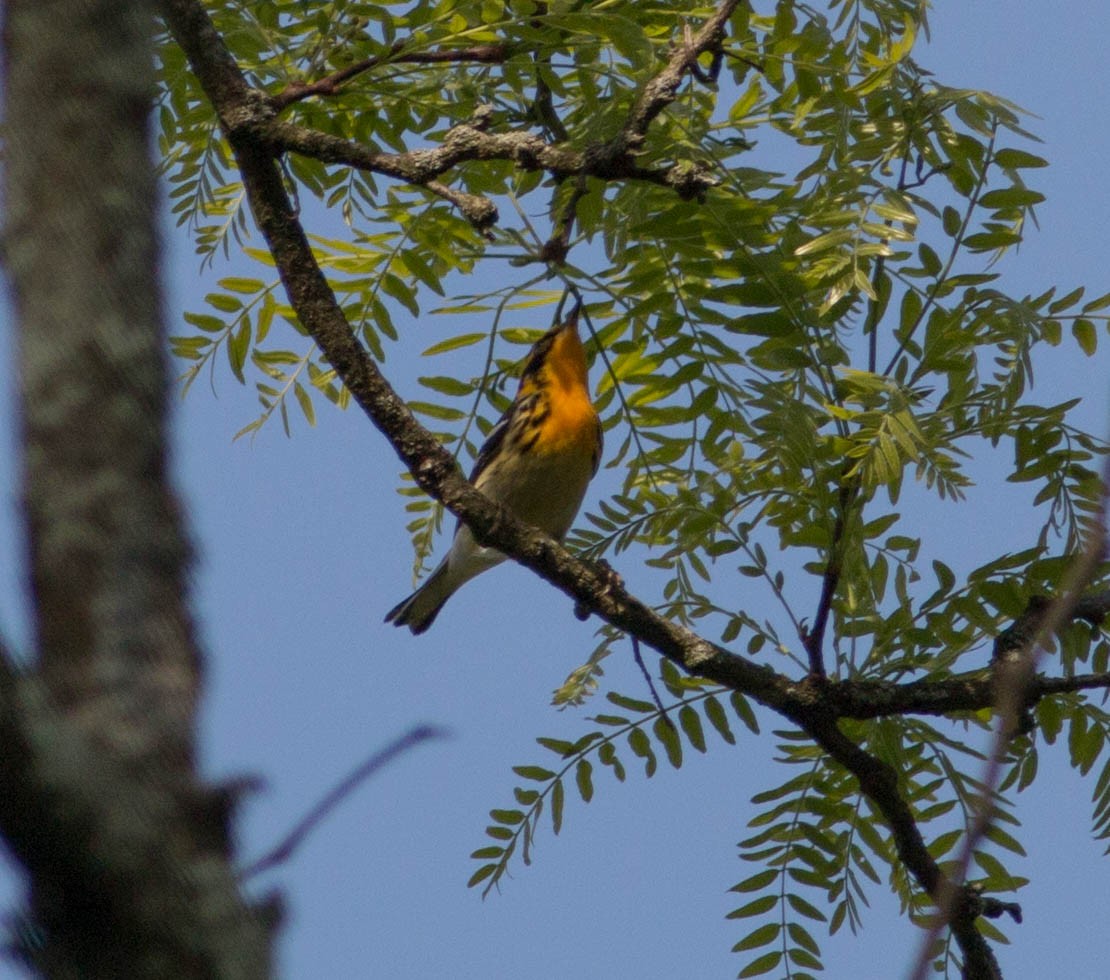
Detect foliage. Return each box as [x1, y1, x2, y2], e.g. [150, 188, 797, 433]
[159, 1, 1110, 977]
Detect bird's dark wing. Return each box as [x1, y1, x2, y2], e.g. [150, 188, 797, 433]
[591, 413, 604, 476]
[468, 403, 515, 483]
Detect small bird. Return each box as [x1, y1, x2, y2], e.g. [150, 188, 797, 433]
[386, 304, 602, 634]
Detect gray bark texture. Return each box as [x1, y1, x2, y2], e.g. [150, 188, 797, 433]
[1, 1, 273, 975]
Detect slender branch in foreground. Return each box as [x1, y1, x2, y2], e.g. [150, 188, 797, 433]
[908, 474, 1110, 980]
[241, 726, 447, 878]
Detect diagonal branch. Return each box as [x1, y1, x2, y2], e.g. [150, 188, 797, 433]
[241, 725, 446, 878]
[610, 0, 739, 152]
[161, 0, 776, 712]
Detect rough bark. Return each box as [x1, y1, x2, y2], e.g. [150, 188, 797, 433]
[1, 1, 273, 975]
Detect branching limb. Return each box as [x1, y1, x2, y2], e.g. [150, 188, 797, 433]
[177, 0, 730, 235]
[799, 709, 1001, 978]
[267, 116, 719, 206]
[607, 0, 739, 156]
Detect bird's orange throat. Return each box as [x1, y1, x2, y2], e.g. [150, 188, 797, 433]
[546, 323, 589, 391]
[530, 326, 596, 456]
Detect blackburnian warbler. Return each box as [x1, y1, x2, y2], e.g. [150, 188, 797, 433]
[386, 304, 602, 634]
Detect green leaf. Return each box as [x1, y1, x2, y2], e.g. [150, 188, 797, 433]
[467, 863, 497, 888]
[513, 765, 557, 782]
[737, 950, 783, 977]
[678, 705, 707, 753]
[979, 187, 1045, 210]
[293, 381, 315, 426]
[993, 147, 1049, 169]
[983, 823, 1027, 856]
[228, 321, 250, 383]
[628, 727, 657, 777]
[536, 737, 575, 757]
[206, 291, 242, 313]
[422, 332, 489, 356]
[787, 920, 821, 956]
[551, 778, 565, 836]
[419, 375, 475, 396]
[727, 895, 778, 919]
[703, 695, 736, 745]
[786, 892, 828, 922]
[408, 401, 465, 421]
[575, 759, 594, 803]
[490, 809, 525, 825]
[608, 692, 657, 713]
[733, 921, 781, 954]
[655, 717, 683, 769]
[731, 692, 760, 734]
[218, 276, 264, 294]
[932, 560, 956, 594]
[1072, 318, 1098, 355]
[730, 868, 779, 893]
[183, 311, 228, 333]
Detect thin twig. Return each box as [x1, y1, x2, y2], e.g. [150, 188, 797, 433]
[632, 636, 675, 731]
[537, 176, 588, 266]
[241, 725, 447, 878]
[270, 43, 510, 110]
[803, 481, 857, 678]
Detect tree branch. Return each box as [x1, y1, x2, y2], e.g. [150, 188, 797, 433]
[608, 0, 738, 153]
[266, 115, 719, 205]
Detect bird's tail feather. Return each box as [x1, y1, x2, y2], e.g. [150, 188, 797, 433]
[384, 560, 453, 635]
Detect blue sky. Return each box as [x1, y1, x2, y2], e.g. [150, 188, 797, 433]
[2, 4, 1109, 978]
